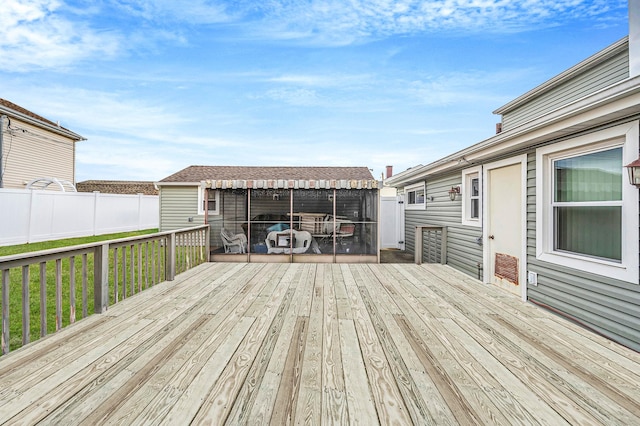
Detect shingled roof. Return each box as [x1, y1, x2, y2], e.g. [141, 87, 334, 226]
[76, 180, 159, 195]
[159, 166, 377, 190]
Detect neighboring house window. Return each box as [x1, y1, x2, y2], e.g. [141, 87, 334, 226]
[198, 188, 220, 215]
[536, 122, 639, 284]
[462, 166, 482, 227]
[405, 182, 426, 210]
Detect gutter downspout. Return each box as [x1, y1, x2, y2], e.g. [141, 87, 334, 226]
[0, 115, 5, 188]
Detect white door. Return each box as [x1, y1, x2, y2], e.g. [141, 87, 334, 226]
[380, 196, 405, 249]
[484, 157, 527, 299]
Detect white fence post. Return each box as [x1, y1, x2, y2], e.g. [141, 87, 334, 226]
[93, 191, 99, 236]
[138, 193, 143, 230]
[27, 190, 37, 244]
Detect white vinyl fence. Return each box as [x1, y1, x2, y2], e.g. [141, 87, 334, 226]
[0, 189, 159, 246]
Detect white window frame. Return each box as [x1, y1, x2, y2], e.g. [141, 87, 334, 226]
[198, 187, 220, 216]
[536, 121, 639, 284]
[462, 166, 482, 227]
[405, 182, 426, 210]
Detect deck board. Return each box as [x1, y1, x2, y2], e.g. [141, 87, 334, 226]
[1, 262, 639, 425]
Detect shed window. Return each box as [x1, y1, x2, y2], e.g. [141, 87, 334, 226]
[198, 188, 220, 215]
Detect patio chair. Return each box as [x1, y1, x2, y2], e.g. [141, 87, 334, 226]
[221, 228, 247, 253]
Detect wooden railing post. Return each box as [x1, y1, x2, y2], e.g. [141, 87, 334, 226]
[205, 226, 210, 263]
[440, 227, 448, 265]
[166, 233, 176, 281]
[22, 266, 30, 345]
[94, 243, 109, 314]
[2, 270, 9, 355]
[415, 226, 423, 265]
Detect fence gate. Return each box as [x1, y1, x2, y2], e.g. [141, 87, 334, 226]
[380, 195, 405, 249]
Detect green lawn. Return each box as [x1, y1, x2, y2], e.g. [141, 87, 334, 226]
[0, 229, 158, 256]
[1, 229, 162, 351]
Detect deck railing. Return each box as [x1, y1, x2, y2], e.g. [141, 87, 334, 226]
[0, 225, 209, 355]
[415, 226, 447, 265]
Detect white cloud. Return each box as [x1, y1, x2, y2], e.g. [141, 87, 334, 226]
[110, 0, 232, 24]
[240, 0, 627, 45]
[0, 0, 121, 72]
[0, 0, 626, 72]
[267, 73, 372, 87]
[12, 87, 186, 134]
[76, 136, 177, 181]
[260, 88, 323, 106]
[405, 68, 531, 106]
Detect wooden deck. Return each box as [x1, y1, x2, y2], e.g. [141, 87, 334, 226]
[1, 262, 639, 425]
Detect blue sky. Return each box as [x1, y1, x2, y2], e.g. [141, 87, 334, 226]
[0, 0, 630, 182]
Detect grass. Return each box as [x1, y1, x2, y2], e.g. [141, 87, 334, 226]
[1, 229, 164, 352]
[0, 229, 159, 256]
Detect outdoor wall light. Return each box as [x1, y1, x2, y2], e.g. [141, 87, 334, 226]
[625, 158, 640, 187]
[448, 186, 461, 201]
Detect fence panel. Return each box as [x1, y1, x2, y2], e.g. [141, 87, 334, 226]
[0, 190, 32, 246]
[0, 189, 159, 246]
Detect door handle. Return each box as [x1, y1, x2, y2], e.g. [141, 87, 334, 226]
[488, 235, 495, 240]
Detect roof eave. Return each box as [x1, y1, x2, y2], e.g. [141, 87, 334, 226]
[157, 179, 379, 190]
[155, 181, 203, 187]
[0, 105, 86, 141]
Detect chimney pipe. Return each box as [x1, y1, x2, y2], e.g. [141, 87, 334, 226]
[386, 165, 393, 179]
[630, 0, 640, 78]
[496, 123, 503, 134]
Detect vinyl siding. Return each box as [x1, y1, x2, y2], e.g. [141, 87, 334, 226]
[404, 175, 483, 278]
[501, 48, 629, 131]
[1, 118, 75, 189]
[159, 186, 204, 231]
[524, 150, 640, 352]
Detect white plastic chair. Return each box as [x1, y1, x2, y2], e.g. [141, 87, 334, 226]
[221, 228, 247, 253]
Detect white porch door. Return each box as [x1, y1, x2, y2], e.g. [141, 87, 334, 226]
[485, 157, 527, 299]
[380, 196, 405, 249]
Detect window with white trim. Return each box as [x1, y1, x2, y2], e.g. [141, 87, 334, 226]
[536, 122, 639, 284]
[405, 182, 426, 210]
[553, 147, 622, 261]
[198, 188, 220, 215]
[462, 166, 482, 227]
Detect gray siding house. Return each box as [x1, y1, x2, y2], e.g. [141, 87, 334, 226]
[156, 166, 379, 263]
[386, 27, 640, 351]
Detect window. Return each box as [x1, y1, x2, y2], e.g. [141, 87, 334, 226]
[405, 182, 426, 210]
[198, 188, 220, 215]
[462, 166, 482, 227]
[536, 122, 639, 283]
[553, 148, 622, 261]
